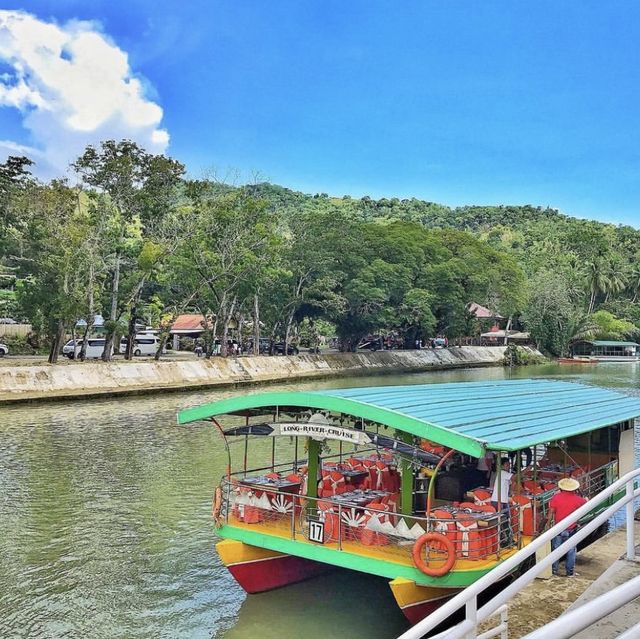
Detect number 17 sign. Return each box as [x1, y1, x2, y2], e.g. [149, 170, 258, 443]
[309, 520, 325, 544]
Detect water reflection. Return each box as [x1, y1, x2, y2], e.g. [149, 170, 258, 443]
[0, 362, 639, 638]
[223, 571, 407, 639]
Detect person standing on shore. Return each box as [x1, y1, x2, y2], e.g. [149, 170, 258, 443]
[543, 477, 587, 577]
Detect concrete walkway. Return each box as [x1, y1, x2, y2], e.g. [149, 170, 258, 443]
[503, 521, 640, 638]
[568, 550, 640, 639]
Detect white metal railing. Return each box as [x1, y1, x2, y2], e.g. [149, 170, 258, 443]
[397, 467, 640, 639]
[618, 620, 640, 639]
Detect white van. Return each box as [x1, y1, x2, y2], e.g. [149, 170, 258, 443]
[119, 334, 164, 356]
[62, 338, 110, 359]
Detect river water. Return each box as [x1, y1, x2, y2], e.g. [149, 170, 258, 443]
[1, 362, 640, 639]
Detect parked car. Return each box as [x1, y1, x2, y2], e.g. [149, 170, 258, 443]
[0, 343, 8, 357]
[62, 338, 110, 359]
[358, 336, 383, 351]
[0, 318, 17, 324]
[273, 342, 299, 355]
[119, 334, 164, 356]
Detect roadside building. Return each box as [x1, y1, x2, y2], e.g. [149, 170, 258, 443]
[170, 314, 210, 350]
[169, 314, 239, 351]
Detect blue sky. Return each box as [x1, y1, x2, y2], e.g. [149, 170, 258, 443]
[2, 1, 640, 225]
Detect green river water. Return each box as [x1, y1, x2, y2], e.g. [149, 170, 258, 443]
[1, 362, 640, 639]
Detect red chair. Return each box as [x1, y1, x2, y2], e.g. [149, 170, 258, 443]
[360, 501, 391, 546]
[455, 513, 483, 559]
[374, 461, 391, 491]
[318, 500, 341, 543]
[470, 488, 492, 506]
[523, 480, 543, 494]
[285, 473, 302, 486]
[345, 457, 365, 470]
[328, 471, 347, 495]
[429, 508, 457, 552]
[511, 494, 536, 537]
[474, 504, 499, 555]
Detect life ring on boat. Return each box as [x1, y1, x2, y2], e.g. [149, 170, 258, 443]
[212, 486, 223, 524]
[412, 532, 456, 577]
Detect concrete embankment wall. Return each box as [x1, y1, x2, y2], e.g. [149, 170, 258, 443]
[0, 346, 526, 404]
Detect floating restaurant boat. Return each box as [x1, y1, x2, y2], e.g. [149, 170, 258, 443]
[177, 380, 640, 624]
[570, 340, 640, 362]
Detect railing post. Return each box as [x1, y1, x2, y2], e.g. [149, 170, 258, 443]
[291, 496, 296, 540]
[500, 604, 508, 639]
[225, 480, 231, 524]
[338, 503, 343, 551]
[465, 596, 478, 639]
[626, 480, 635, 560]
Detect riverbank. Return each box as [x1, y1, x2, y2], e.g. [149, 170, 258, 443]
[0, 345, 534, 404]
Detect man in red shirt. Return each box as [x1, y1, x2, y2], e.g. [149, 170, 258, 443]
[546, 477, 587, 577]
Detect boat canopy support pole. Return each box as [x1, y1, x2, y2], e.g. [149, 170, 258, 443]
[399, 431, 413, 516]
[307, 437, 320, 499]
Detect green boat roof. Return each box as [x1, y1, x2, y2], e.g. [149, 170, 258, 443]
[177, 379, 640, 457]
[591, 340, 639, 347]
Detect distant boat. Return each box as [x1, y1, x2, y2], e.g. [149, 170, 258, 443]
[558, 357, 598, 364]
[570, 340, 640, 362]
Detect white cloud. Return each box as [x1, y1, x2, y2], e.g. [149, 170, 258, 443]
[0, 10, 169, 177]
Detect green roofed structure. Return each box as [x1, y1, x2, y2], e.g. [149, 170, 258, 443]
[178, 379, 640, 457]
[571, 340, 640, 361]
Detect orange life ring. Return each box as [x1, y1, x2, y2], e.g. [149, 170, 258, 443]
[212, 486, 223, 523]
[412, 532, 456, 577]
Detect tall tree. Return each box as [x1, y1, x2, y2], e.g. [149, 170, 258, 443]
[72, 140, 184, 360]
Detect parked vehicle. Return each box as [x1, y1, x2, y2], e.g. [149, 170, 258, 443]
[0, 343, 8, 357]
[273, 342, 299, 355]
[358, 336, 383, 351]
[62, 338, 110, 359]
[0, 318, 17, 324]
[119, 334, 164, 356]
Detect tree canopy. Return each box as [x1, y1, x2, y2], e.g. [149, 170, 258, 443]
[2, 143, 640, 359]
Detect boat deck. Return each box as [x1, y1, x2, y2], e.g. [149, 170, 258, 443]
[220, 510, 527, 586]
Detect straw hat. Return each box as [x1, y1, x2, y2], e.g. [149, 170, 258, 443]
[558, 477, 580, 492]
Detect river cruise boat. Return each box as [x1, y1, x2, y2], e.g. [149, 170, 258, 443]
[178, 379, 640, 624]
[570, 340, 640, 362]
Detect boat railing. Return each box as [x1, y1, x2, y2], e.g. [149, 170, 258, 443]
[218, 478, 520, 565]
[394, 467, 640, 639]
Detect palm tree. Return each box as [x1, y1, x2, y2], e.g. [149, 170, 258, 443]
[627, 267, 640, 303]
[585, 259, 610, 314]
[559, 312, 598, 357]
[603, 258, 628, 303]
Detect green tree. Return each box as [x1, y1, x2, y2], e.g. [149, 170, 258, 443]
[72, 140, 185, 360]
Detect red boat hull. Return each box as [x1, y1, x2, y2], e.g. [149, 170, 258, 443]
[389, 578, 460, 624]
[400, 594, 456, 624]
[217, 539, 332, 593]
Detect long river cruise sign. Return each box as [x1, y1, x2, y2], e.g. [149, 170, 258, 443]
[270, 421, 370, 445]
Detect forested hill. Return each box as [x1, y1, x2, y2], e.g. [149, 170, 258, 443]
[248, 182, 640, 275]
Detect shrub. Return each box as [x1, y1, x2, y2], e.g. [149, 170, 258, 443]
[503, 344, 546, 366]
